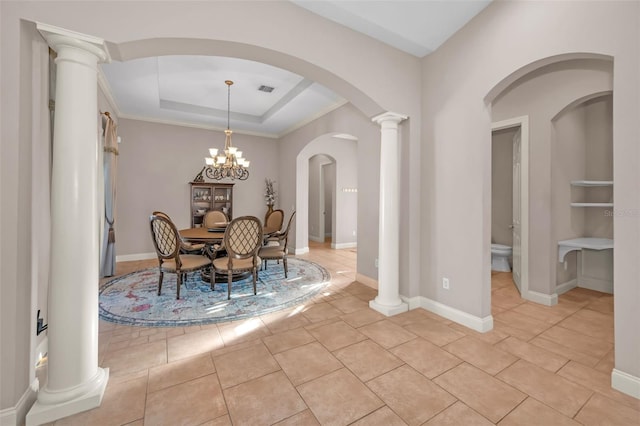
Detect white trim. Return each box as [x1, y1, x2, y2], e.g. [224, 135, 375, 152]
[491, 116, 530, 304]
[332, 242, 357, 249]
[523, 289, 558, 306]
[369, 299, 409, 316]
[0, 382, 37, 426]
[355, 273, 378, 290]
[115, 252, 156, 262]
[611, 369, 640, 399]
[308, 235, 324, 243]
[419, 296, 494, 332]
[294, 247, 309, 255]
[555, 279, 578, 295]
[577, 276, 613, 294]
[279, 99, 348, 137]
[111, 100, 348, 140]
[26, 369, 109, 426]
[97, 69, 122, 117]
[400, 295, 421, 310]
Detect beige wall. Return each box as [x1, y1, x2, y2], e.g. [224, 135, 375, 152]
[552, 94, 613, 286]
[492, 59, 612, 294]
[115, 118, 280, 257]
[2, 4, 421, 414]
[422, 0, 638, 381]
[491, 128, 514, 246]
[2, 0, 639, 417]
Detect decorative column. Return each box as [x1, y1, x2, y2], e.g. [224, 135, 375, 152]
[27, 23, 111, 426]
[369, 112, 409, 316]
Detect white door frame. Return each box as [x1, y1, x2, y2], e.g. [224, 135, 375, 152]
[318, 163, 325, 242]
[491, 116, 530, 301]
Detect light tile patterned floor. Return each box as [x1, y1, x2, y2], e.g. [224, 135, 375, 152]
[43, 242, 639, 425]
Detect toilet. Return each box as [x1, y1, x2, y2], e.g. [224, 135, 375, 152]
[491, 244, 512, 272]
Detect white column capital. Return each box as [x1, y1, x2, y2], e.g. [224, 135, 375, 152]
[36, 22, 111, 63]
[371, 111, 408, 127]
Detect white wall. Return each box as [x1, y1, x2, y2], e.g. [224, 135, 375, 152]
[421, 0, 639, 387]
[116, 118, 279, 257]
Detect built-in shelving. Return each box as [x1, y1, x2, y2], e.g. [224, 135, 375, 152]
[570, 180, 613, 187]
[570, 180, 613, 207]
[570, 202, 614, 207]
[558, 237, 613, 262]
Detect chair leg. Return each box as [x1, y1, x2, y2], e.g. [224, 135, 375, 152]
[283, 257, 288, 278]
[227, 271, 232, 300]
[176, 271, 182, 300]
[253, 268, 257, 295]
[158, 270, 164, 295]
[210, 266, 215, 291]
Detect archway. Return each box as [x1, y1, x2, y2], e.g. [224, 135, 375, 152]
[295, 133, 358, 254]
[487, 54, 613, 307]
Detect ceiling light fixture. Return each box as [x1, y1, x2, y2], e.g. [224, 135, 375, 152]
[205, 80, 250, 181]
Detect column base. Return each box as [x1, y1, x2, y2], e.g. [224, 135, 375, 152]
[26, 368, 109, 426]
[369, 298, 408, 316]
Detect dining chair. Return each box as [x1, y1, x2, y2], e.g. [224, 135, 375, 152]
[153, 211, 205, 254]
[211, 216, 263, 300]
[259, 211, 296, 278]
[263, 208, 284, 239]
[149, 213, 213, 299]
[203, 210, 229, 229]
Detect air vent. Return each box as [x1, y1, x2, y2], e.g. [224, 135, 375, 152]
[258, 85, 275, 93]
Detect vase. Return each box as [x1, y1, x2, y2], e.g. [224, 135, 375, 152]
[265, 204, 274, 223]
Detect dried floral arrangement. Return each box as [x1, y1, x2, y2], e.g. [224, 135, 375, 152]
[264, 178, 277, 206]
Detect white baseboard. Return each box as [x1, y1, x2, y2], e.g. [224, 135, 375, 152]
[400, 295, 422, 310]
[556, 279, 577, 296]
[355, 273, 377, 290]
[524, 289, 558, 306]
[0, 380, 38, 426]
[308, 235, 324, 243]
[332, 242, 357, 249]
[294, 247, 309, 255]
[417, 296, 493, 332]
[612, 369, 640, 399]
[578, 276, 613, 294]
[115, 252, 156, 262]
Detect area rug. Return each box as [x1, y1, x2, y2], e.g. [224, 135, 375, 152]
[99, 258, 330, 327]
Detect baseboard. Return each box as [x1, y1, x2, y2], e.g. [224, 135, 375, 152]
[294, 247, 309, 255]
[578, 276, 613, 294]
[115, 252, 156, 262]
[0, 380, 38, 426]
[555, 279, 577, 296]
[308, 235, 324, 243]
[524, 289, 558, 306]
[612, 369, 640, 399]
[355, 273, 377, 290]
[332, 242, 357, 249]
[418, 296, 493, 332]
[400, 295, 422, 310]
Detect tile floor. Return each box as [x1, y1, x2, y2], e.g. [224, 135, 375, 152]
[43, 242, 639, 425]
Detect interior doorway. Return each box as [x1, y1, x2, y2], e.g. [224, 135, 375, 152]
[491, 116, 530, 299]
[308, 154, 336, 245]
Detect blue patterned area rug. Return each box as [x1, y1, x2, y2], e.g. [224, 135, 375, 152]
[99, 258, 330, 327]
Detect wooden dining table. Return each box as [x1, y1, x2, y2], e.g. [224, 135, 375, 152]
[179, 226, 226, 244]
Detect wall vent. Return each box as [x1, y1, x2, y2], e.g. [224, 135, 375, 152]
[258, 85, 275, 93]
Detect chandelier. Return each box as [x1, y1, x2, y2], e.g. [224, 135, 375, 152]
[204, 80, 250, 180]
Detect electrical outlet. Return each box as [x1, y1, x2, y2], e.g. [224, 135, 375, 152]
[442, 277, 450, 290]
[375, 258, 379, 268]
[352, 230, 356, 236]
